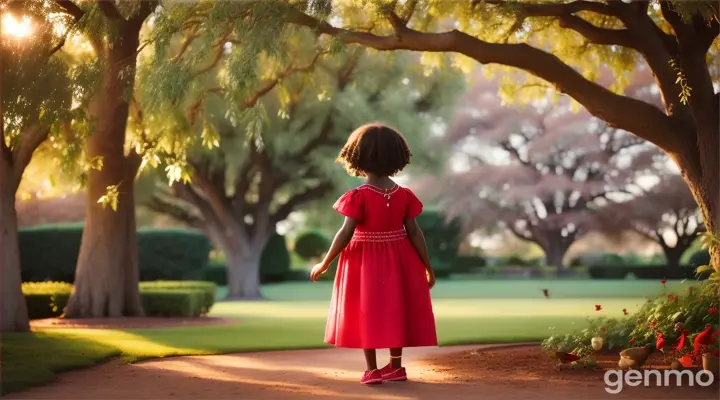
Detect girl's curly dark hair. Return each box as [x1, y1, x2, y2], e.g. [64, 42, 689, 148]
[336, 122, 412, 177]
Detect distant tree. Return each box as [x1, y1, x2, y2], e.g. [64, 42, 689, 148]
[596, 174, 704, 267]
[429, 78, 664, 271]
[146, 38, 461, 298]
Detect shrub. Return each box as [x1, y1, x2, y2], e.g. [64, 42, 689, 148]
[202, 262, 227, 286]
[623, 252, 646, 265]
[22, 282, 72, 319]
[631, 265, 705, 280]
[19, 224, 83, 283]
[542, 280, 717, 358]
[294, 230, 330, 261]
[498, 255, 531, 267]
[587, 266, 629, 279]
[260, 233, 291, 283]
[416, 209, 461, 276]
[138, 280, 217, 314]
[18, 226, 211, 283]
[140, 289, 206, 317]
[137, 229, 211, 280]
[452, 255, 486, 274]
[689, 250, 711, 267]
[648, 254, 667, 265]
[602, 253, 625, 265]
[21, 281, 212, 319]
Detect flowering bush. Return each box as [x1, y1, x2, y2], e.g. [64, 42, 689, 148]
[542, 316, 636, 358]
[542, 281, 717, 360]
[543, 232, 720, 366]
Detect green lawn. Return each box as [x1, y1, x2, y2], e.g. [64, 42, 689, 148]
[1, 279, 689, 394]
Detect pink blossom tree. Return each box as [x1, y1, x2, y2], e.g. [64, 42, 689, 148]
[596, 174, 703, 267]
[428, 78, 664, 272]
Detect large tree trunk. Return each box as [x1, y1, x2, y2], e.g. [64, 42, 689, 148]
[225, 242, 264, 300]
[542, 240, 570, 275]
[660, 244, 684, 268]
[65, 161, 143, 317]
[64, 25, 144, 318]
[0, 166, 30, 332]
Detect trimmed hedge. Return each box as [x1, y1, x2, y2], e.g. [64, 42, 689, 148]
[259, 233, 291, 283]
[138, 281, 216, 314]
[588, 265, 711, 280]
[140, 289, 206, 317]
[587, 266, 629, 279]
[137, 229, 212, 280]
[22, 282, 72, 319]
[450, 255, 486, 274]
[294, 230, 330, 261]
[689, 250, 710, 267]
[22, 281, 215, 319]
[19, 225, 211, 283]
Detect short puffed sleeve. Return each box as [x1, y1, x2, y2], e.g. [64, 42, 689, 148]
[403, 188, 423, 219]
[332, 189, 364, 221]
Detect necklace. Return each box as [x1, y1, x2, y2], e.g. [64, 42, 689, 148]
[360, 184, 399, 207]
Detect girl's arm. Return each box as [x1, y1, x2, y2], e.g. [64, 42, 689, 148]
[404, 217, 435, 288]
[310, 217, 357, 281]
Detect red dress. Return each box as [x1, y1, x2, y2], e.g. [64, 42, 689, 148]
[324, 184, 438, 349]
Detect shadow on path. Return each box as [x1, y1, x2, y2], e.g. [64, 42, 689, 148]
[7, 344, 716, 400]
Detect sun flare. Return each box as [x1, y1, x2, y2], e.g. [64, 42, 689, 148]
[2, 13, 33, 39]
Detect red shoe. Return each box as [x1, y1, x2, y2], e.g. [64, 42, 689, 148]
[380, 364, 408, 381]
[360, 369, 383, 385]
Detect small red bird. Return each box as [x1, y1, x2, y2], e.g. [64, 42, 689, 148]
[676, 329, 689, 351]
[595, 304, 602, 311]
[555, 351, 582, 364]
[656, 332, 666, 353]
[542, 289, 550, 299]
[693, 324, 714, 358]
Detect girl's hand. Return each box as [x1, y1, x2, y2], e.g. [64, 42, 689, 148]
[310, 263, 329, 281]
[426, 269, 436, 289]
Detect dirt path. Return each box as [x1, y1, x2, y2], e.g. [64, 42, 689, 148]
[6, 344, 717, 400]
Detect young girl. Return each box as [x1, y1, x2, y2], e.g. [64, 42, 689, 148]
[310, 122, 437, 385]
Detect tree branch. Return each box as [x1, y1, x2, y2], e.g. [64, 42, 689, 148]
[271, 181, 334, 225]
[285, 8, 682, 154]
[147, 194, 202, 228]
[188, 165, 235, 227]
[97, 1, 125, 21]
[10, 123, 49, 190]
[557, 15, 635, 47]
[481, 1, 615, 17]
[54, 0, 85, 20]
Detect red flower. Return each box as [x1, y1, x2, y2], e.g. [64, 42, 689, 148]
[709, 306, 718, 314]
[649, 321, 657, 329]
[595, 304, 602, 311]
[661, 279, 667, 285]
[629, 338, 636, 345]
[623, 308, 629, 316]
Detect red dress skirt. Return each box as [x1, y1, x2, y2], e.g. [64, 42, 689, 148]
[324, 184, 438, 349]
